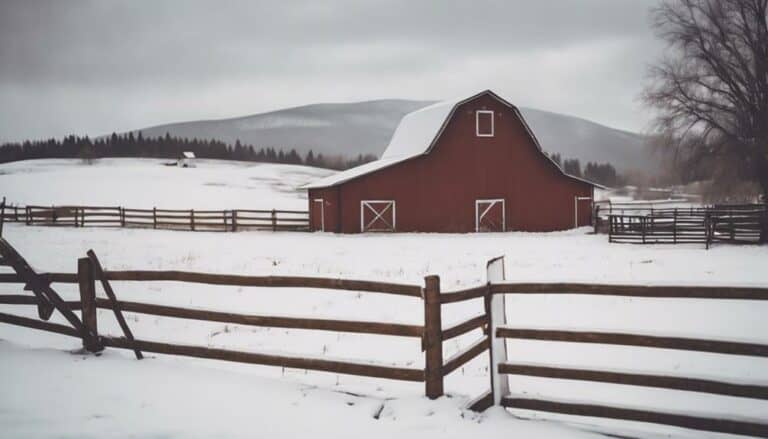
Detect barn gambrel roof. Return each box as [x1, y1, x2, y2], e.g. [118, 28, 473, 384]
[304, 90, 601, 189]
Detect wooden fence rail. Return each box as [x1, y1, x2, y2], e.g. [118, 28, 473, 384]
[0, 270, 423, 297]
[0, 202, 310, 232]
[501, 398, 768, 438]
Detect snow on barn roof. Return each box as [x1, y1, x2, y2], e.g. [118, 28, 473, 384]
[302, 97, 462, 189]
[182, 151, 196, 159]
[304, 90, 601, 189]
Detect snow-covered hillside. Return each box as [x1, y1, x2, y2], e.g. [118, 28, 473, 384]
[1, 159, 766, 438]
[130, 99, 653, 172]
[0, 158, 332, 209]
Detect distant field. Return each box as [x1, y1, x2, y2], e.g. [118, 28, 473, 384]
[0, 158, 333, 209]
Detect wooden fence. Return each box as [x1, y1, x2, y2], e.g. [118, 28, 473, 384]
[606, 205, 767, 247]
[2, 239, 767, 437]
[0, 236, 488, 398]
[479, 257, 768, 438]
[0, 203, 309, 232]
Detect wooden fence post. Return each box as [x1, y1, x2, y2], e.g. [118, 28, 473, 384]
[608, 216, 613, 243]
[485, 256, 509, 406]
[729, 210, 735, 241]
[673, 208, 678, 244]
[25, 206, 30, 225]
[153, 207, 157, 229]
[77, 257, 101, 352]
[190, 209, 195, 231]
[232, 210, 238, 232]
[0, 197, 5, 237]
[594, 205, 600, 234]
[87, 250, 143, 360]
[423, 275, 444, 399]
[120, 207, 125, 227]
[271, 209, 277, 232]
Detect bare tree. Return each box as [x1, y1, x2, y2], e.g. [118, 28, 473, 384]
[643, 0, 768, 201]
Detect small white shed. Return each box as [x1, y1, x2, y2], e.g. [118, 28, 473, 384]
[178, 152, 196, 168]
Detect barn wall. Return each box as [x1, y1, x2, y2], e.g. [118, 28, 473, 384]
[316, 93, 595, 233]
[307, 187, 340, 232]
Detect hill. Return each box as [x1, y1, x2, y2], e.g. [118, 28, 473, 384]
[133, 99, 654, 172]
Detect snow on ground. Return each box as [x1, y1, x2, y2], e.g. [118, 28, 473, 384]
[0, 158, 332, 209]
[1, 341, 610, 439]
[1, 159, 767, 438]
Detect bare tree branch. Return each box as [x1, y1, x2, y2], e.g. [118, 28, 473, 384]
[644, 0, 768, 201]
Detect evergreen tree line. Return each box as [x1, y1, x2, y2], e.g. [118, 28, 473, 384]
[549, 152, 624, 188]
[0, 132, 378, 170]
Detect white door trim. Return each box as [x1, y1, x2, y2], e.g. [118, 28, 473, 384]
[475, 199, 505, 232]
[360, 200, 396, 232]
[312, 198, 325, 232]
[574, 196, 592, 228]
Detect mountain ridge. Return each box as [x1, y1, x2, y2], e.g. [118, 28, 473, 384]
[131, 99, 653, 172]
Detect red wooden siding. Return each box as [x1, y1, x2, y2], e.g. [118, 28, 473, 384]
[308, 92, 595, 233]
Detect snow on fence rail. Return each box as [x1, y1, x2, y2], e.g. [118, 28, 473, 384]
[0, 202, 309, 232]
[1, 237, 768, 437]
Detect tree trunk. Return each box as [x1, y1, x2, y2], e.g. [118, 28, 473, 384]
[757, 154, 768, 204]
[758, 155, 768, 244]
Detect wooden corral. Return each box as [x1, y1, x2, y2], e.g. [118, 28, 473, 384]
[603, 204, 767, 246]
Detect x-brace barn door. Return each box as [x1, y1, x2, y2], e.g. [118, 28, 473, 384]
[475, 199, 505, 232]
[360, 200, 396, 232]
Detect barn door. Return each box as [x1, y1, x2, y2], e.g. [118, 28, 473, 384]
[311, 198, 325, 232]
[476, 199, 505, 232]
[361, 200, 396, 232]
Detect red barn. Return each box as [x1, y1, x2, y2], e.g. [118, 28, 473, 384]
[304, 90, 598, 233]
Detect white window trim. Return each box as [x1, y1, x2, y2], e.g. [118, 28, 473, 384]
[312, 198, 325, 232]
[476, 110, 494, 137]
[360, 200, 396, 232]
[475, 198, 505, 232]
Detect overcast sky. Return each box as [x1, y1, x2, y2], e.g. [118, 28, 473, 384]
[0, 0, 665, 142]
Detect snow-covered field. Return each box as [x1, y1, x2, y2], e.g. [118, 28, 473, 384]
[1, 159, 767, 438]
[0, 158, 331, 209]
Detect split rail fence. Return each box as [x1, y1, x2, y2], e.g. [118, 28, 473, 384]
[480, 257, 768, 438]
[1, 234, 767, 437]
[605, 205, 767, 247]
[0, 203, 309, 232]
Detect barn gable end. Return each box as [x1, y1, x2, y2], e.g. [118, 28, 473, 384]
[306, 90, 598, 233]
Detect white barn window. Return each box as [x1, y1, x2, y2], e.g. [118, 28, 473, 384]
[476, 110, 494, 137]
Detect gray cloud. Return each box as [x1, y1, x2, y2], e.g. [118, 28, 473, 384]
[0, 0, 664, 141]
